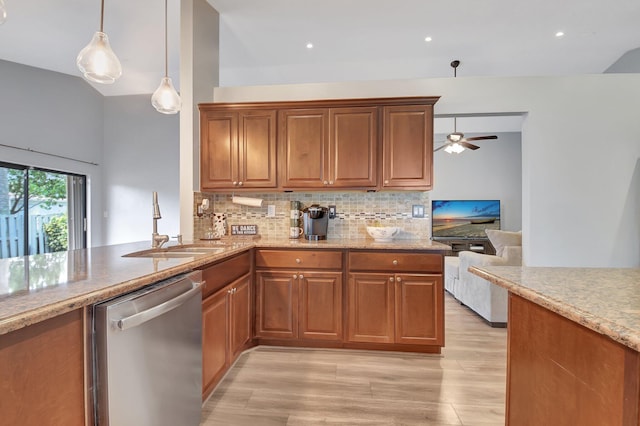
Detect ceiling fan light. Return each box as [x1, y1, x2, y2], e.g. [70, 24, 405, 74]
[152, 76, 181, 114]
[76, 31, 122, 84]
[444, 143, 465, 154]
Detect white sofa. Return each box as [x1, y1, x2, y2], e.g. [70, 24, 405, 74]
[444, 230, 522, 327]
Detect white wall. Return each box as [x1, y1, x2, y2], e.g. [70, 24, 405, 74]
[0, 60, 105, 247]
[431, 131, 522, 233]
[179, 0, 219, 241]
[211, 74, 640, 267]
[102, 95, 180, 245]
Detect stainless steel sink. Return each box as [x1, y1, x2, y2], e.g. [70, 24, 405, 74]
[123, 245, 228, 258]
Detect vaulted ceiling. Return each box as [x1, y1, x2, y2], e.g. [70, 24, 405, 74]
[0, 0, 638, 99]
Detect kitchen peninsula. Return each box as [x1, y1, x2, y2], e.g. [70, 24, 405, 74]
[0, 237, 448, 425]
[470, 265, 640, 426]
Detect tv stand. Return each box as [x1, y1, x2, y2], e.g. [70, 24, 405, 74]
[436, 238, 496, 256]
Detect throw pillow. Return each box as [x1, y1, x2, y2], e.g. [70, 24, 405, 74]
[485, 229, 522, 257]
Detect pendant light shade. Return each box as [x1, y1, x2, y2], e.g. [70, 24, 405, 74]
[152, 0, 181, 114]
[152, 77, 181, 114]
[0, 0, 7, 25]
[76, 0, 122, 84]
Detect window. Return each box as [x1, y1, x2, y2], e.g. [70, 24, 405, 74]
[0, 162, 87, 258]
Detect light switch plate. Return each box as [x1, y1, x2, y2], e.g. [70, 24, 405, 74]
[267, 205, 276, 217]
[412, 204, 425, 218]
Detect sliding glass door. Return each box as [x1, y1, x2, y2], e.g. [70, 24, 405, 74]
[0, 162, 86, 259]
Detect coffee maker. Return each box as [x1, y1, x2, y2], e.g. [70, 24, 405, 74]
[302, 205, 329, 240]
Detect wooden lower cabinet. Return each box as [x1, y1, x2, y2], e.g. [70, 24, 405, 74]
[200, 252, 252, 400]
[0, 309, 86, 426]
[202, 273, 251, 399]
[202, 287, 228, 397]
[255, 270, 343, 342]
[347, 250, 444, 352]
[347, 273, 443, 346]
[347, 273, 394, 343]
[506, 294, 640, 426]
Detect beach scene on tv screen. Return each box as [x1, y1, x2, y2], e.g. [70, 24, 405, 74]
[432, 200, 501, 238]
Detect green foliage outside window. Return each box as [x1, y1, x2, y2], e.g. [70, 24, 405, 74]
[7, 169, 67, 214]
[43, 215, 68, 252]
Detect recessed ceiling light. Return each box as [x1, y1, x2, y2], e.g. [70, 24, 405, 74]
[424, 36, 432, 42]
[555, 31, 565, 38]
[306, 42, 313, 49]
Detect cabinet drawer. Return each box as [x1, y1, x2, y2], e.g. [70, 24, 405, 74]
[200, 251, 251, 298]
[349, 251, 442, 273]
[256, 249, 343, 269]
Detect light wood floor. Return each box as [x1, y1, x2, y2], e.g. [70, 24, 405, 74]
[201, 293, 507, 425]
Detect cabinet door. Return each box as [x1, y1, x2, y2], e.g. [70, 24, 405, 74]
[329, 107, 378, 188]
[394, 274, 444, 345]
[238, 110, 277, 188]
[229, 273, 252, 361]
[382, 105, 433, 190]
[202, 288, 229, 398]
[347, 273, 394, 343]
[255, 271, 298, 339]
[200, 110, 239, 190]
[279, 108, 329, 188]
[299, 271, 343, 341]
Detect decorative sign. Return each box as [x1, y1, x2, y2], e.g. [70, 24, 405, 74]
[231, 224, 258, 235]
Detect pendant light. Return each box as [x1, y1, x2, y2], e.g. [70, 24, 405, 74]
[152, 0, 181, 114]
[0, 0, 7, 25]
[76, 0, 122, 84]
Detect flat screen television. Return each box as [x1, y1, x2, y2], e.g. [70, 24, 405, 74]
[431, 199, 501, 239]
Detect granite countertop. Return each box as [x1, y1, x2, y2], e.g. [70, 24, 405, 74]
[470, 265, 640, 351]
[0, 237, 449, 336]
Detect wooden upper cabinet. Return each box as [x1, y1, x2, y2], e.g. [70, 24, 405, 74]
[279, 108, 329, 188]
[200, 97, 438, 192]
[279, 106, 378, 189]
[382, 104, 434, 190]
[200, 108, 277, 191]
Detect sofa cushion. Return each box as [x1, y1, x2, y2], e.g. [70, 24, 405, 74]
[486, 229, 522, 257]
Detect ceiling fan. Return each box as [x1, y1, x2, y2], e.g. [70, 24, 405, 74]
[434, 60, 498, 154]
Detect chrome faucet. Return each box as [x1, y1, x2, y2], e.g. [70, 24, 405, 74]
[151, 191, 169, 248]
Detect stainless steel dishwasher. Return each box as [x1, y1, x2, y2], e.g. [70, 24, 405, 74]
[94, 271, 202, 426]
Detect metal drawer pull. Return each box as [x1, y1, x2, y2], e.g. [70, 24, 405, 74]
[392, 260, 398, 265]
[293, 274, 298, 279]
[390, 277, 395, 282]
[299, 274, 304, 279]
[295, 258, 301, 264]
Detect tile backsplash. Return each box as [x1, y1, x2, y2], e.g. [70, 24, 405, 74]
[194, 191, 431, 240]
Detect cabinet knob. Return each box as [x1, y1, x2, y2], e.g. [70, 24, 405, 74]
[329, 180, 334, 185]
[384, 180, 389, 184]
[299, 274, 304, 279]
[233, 181, 238, 186]
[323, 180, 328, 185]
[238, 181, 243, 186]
[293, 274, 298, 279]
[392, 260, 398, 265]
[390, 277, 395, 282]
[396, 277, 402, 282]
[233, 288, 237, 293]
[295, 258, 301, 264]
[228, 289, 232, 294]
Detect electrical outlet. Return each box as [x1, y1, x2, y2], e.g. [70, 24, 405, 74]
[412, 204, 425, 218]
[267, 204, 276, 217]
[328, 205, 336, 219]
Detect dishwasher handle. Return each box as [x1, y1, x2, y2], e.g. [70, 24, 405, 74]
[116, 280, 202, 331]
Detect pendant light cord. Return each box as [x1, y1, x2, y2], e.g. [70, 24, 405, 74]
[164, 0, 168, 77]
[99, 0, 105, 32]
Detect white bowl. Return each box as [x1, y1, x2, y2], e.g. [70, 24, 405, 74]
[366, 226, 401, 242]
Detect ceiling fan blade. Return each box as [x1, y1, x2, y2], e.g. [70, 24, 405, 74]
[464, 135, 498, 142]
[459, 141, 480, 150]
